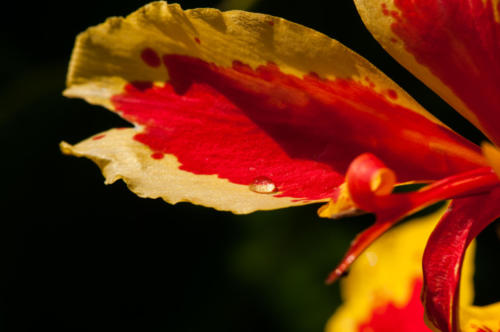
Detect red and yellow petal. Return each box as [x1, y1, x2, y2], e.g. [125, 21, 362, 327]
[326, 204, 452, 331]
[422, 189, 500, 332]
[63, 2, 486, 213]
[61, 128, 312, 213]
[326, 201, 494, 332]
[354, 0, 500, 145]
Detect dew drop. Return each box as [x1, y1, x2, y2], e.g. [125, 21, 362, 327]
[249, 176, 277, 194]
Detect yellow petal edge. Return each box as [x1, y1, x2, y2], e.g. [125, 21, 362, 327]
[61, 128, 312, 214]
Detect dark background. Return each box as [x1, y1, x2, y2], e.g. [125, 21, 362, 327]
[1, 1, 499, 331]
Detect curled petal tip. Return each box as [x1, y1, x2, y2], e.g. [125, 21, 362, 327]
[370, 167, 396, 196]
[346, 153, 398, 212]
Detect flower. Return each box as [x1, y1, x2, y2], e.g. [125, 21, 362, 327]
[60, 1, 500, 330]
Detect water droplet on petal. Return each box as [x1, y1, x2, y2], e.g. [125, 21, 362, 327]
[249, 176, 277, 194]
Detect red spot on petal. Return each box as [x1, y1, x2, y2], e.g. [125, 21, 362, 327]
[141, 48, 161, 67]
[473, 327, 494, 332]
[308, 72, 321, 79]
[151, 152, 164, 160]
[381, 3, 389, 16]
[358, 279, 432, 332]
[267, 20, 274, 26]
[131, 81, 153, 91]
[111, 55, 483, 200]
[92, 134, 106, 140]
[387, 89, 398, 99]
[364, 77, 375, 88]
[390, 37, 398, 43]
[194, 37, 201, 44]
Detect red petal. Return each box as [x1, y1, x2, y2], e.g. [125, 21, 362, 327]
[385, 0, 500, 145]
[422, 188, 500, 332]
[111, 54, 484, 201]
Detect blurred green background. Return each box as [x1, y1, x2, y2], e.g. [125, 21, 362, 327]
[1, 1, 499, 331]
